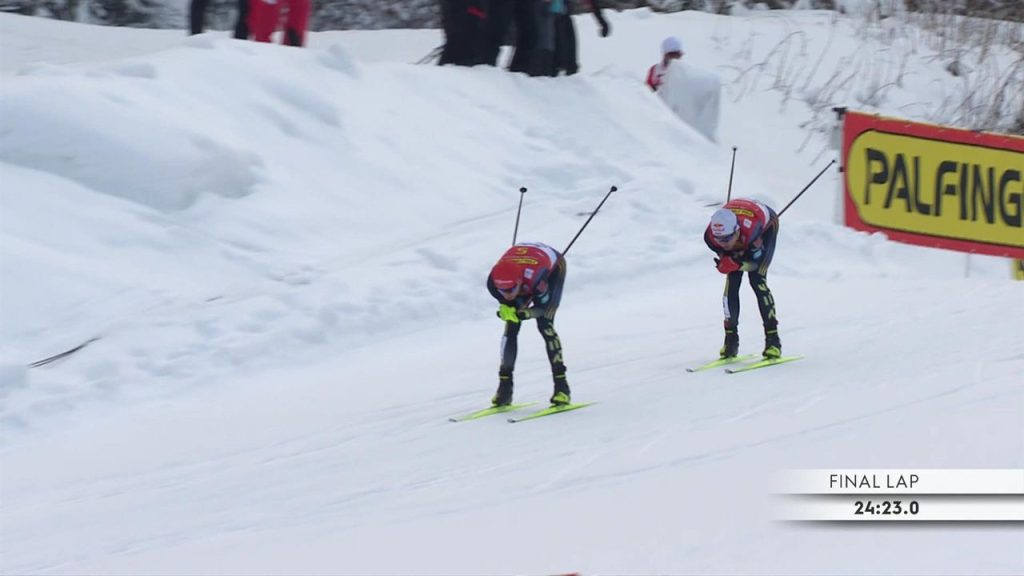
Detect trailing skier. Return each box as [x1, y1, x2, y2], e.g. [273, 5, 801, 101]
[486, 241, 571, 407]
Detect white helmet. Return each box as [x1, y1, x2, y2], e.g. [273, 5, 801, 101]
[710, 208, 738, 239]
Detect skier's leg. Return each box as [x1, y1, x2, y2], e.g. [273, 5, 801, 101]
[493, 320, 521, 405]
[720, 270, 742, 357]
[536, 317, 569, 404]
[751, 220, 780, 357]
[749, 270, 780, 357]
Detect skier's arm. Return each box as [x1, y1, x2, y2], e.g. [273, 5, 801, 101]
[522, 262, 564, 319]
[747, 221, 778, 274]
[738, 220, 777, 272]
[541, 261, 565, 314]
[486, 275, 503, 302]
[704, 227, 723, 254]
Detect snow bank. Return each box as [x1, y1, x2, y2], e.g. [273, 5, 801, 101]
[658, 61, 722, 142]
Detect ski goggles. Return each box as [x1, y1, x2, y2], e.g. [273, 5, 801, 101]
[713, 228, 739, 243]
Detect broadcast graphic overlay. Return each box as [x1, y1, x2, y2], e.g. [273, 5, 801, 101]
[775, 469, 1024, 521]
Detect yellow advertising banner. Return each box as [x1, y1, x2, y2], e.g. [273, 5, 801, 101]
[842, 111, 1024, 259]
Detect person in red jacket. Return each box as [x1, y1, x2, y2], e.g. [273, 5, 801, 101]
[486, 242, 570, 406]
[248, 0, 310, 47]
[704, 199, 782, 359]
[646, 36, 682, 91]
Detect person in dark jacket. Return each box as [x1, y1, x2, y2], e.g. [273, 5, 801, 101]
[553, 0, 610, 76]
[234, 0, 250, 39]
[189, 0, 249, 38]
[482, 0, 537, 73]
[487, 242, 571, 406]
[440, 0, 489, 66]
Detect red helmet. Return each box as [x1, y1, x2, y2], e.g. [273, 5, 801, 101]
[491, 260, 522, 291]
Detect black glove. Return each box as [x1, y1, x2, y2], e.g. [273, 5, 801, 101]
[598, 18, 610, 37]
[517, 308, 540, 320]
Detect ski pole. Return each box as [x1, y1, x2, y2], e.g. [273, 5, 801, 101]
[778, 159, 837, 217]
[416, 45, 443, 65]
[726, 146, 738, 202]
[563, 185, 617, 256]
[511, 187, 527, 245]
[703, 146, 738, 207]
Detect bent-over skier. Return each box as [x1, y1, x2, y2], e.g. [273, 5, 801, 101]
[704, 199, 782, 359]
[486, 242, 570, 406]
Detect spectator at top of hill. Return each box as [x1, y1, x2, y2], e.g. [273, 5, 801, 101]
[651, 36, 721, 142]
[440, 0, 488, 66]
[515, 0, 612, 77]
[466, 0, 609, 77]
[248, 0, 310, 47]
[553, 0, 611, 76]
[646, 36, 682, 91]
[189, 0, 249, 39]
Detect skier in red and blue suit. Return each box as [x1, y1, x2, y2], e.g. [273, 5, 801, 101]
[704, 198, 782, 360]
[486, 242, 570, 407]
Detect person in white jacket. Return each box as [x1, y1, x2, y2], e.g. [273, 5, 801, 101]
[648, 36, 721, 142]
[646, 36, 683, 91]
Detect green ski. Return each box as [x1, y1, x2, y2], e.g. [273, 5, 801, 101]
[507, 402, 596, 423]
[686, 354, 757, 372]
[449, 402, 537, 422]
[724, 355, 803, 374]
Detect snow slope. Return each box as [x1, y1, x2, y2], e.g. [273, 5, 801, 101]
[1, 9, 1022, 574]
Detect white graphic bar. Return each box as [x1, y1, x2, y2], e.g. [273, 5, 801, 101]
[777, 495, 1024, 521]
[775, 469, 1024, 495]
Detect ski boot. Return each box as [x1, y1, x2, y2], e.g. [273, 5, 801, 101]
[550, 372, 571, 406]
[763, 329, 782, 359]
[491, 373, 513, 407]
[720, 328, 739, 358]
